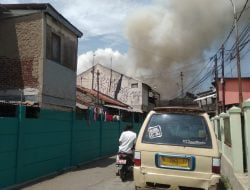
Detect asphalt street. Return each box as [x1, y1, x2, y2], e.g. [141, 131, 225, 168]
[22, 156, 137, 190]
[21, 156, 192, 190]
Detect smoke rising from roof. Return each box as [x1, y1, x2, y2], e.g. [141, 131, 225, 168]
[125, 0, 246, 100]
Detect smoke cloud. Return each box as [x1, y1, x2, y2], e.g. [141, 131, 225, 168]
[125, 0, 246, 100]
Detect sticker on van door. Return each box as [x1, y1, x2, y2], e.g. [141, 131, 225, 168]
[148, 125, 162, 139]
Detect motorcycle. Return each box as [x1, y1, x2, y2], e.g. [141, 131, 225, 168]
[116, 152, 134, 182]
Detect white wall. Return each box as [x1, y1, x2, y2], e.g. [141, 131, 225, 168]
[77, 64, 143, 112]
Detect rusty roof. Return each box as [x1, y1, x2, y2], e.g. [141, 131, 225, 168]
[77, 86, 129, 108]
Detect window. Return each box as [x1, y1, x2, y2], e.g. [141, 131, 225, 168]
[131, 83, 138, 88]
[51, 33, 61, 62]
[212, 97, 216, 103]
[63, 37, 77, 70]
[46, 25, 77, 70]
[142, 114, 212, 148]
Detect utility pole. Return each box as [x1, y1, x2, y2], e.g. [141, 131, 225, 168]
[221, 45, 226, 112]
[91, 53, 95, 89]
[109, 56, 113, 92]
[97, 70, 100, 105]
[230, 0, 243, 107]
[214, 54, 219, 114]
[180, 72, 184, 98]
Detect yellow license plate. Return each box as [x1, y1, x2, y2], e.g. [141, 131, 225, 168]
[160, 157, 189, 168]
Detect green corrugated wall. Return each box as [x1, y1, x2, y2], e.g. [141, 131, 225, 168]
[0, 117, 18, 188]
[0, 106, 142, 189]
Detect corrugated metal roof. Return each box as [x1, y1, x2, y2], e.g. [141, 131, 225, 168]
[104, 104, 133, 112]
[1, 3, 83, 37]
[77, 86, 129, 108]
[194, 94, 216, 101]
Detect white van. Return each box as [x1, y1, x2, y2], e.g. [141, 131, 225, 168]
[134, 107, 220, 190]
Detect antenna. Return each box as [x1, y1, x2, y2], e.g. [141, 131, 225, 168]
[180, 72, 184, 98]
[110, 56, 112, 69]
[109, 56, 113, 92]
[91, 53, 95, 89]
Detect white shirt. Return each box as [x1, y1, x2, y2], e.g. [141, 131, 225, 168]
[119, 130, 137, 154]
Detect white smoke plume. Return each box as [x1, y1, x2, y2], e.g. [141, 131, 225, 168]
[125, 0, 248, 99]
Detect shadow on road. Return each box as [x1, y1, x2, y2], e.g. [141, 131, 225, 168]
[19, 156, 118, 190]
[74, 156, 116, 171]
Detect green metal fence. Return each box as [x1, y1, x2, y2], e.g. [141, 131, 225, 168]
[0, 106, 142, 189]
[0, 117, 18, 188]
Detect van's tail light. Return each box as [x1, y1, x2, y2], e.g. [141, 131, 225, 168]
[134, 151, 141, 166]
[212, 157, 221, 174]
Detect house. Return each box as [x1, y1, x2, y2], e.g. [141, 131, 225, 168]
[194, 89, 216, 116]
[0, 4, 82, 111]
[76, 85, 133, 122]
[194, 77, 250, 115]
[217, 77, 250, 108]
[77, 64, 160, 113]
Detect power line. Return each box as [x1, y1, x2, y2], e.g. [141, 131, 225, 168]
[237, 0, 249, 21]
[173, 0, 250, 99]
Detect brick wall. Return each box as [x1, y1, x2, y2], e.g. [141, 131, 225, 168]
[0, 56, 38, 89]
[0, 13, 43, 90]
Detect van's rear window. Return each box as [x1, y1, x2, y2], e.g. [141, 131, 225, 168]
[142, 113, 212, 148]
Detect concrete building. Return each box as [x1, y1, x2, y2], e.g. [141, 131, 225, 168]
[77, 64, 160, 113]
[194, 89, 216, 116]
[217, 77, 250, 107]
[0, 4, 82, 111]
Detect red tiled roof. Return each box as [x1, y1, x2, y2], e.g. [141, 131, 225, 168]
[76, 86, 129, 108]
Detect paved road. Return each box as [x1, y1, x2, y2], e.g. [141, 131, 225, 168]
[22, 156, 136, 190]
[22, 156, 226, 190]
[22, 156, 187, 190]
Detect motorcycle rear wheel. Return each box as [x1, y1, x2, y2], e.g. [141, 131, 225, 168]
[120, 166, 127, 182]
